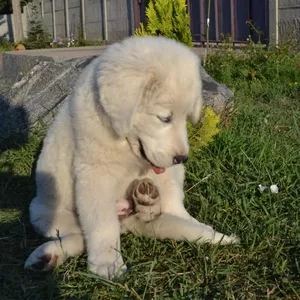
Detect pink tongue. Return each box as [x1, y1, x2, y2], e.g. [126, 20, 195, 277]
[152, 166, 166, 174]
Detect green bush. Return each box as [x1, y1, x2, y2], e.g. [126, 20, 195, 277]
[0, 38, 13, 51]
[23, 2, 51, 49]
[135, 0, 192, 47]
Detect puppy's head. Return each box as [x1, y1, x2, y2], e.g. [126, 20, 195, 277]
[98, 36, 203, 172]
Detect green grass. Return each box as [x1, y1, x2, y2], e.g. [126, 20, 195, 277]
[1, 44, 300, 299]
[0, 38, 13, 52]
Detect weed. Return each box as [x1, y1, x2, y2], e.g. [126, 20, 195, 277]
[0, 38, 14, 51]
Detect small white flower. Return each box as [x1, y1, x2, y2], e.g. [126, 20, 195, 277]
[258, 184, 268, 192]
[270, 185, 279, 194]
[258, 184, 279, 194]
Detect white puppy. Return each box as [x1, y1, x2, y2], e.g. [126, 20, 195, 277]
[25, 36, 238, 279]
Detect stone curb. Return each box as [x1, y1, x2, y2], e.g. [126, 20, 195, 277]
[1, 46, 209, 84]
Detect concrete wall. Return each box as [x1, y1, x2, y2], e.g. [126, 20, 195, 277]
[0, 0, 134, 43]
[269, 0, 300, 44]
[0, 10, 28, 42]
[41, 0, 134, 41]
[106, 0, 134, 41]
[278, 0, 300, 42]
[0, 14, 14, 41]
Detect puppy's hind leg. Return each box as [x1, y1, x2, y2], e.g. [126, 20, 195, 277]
[122, 179, 239, 245]
[25, 233, 84, 271]
[124, 213, 239, 245]
[25, 198, 84, 272]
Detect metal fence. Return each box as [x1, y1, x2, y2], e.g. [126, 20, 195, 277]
[188, 0, 269, 45]
[134, 0, 270, 45]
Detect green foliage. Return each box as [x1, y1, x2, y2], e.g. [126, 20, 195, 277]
[0, 0, 11, 13]
[188, 107, 221, 155]
[0, 37, 13, 51]
[205, 36, 300, 102]
[23, 2, 51, 49]
[135, 0, 192, 47]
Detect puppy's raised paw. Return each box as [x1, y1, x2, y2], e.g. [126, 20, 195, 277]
[132, 178, 161, 221]
[133, 178, 159, 206]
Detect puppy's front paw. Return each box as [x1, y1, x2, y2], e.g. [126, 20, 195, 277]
[132, 178, 161, 221]
[88, 250, 127, 279]
[222, 234, 240, 244]
[211, 232, 240, 245]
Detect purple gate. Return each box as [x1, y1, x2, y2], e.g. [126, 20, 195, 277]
[134, 0, 269, 45]
[188, 0, 269, 45]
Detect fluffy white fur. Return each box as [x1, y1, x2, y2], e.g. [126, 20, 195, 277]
[25, 36, 239, 279]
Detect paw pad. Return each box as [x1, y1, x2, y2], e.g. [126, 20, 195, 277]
[133, 179, 159, 205]
[27, 254, 58, 271]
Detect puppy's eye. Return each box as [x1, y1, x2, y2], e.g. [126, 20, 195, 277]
[158, 116, 172, 123]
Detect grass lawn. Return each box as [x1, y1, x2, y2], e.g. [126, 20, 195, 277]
[0, 43, 300, 299]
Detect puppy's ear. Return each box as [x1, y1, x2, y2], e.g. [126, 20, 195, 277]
[99, 70, 150, 138]
[188, 93, 203, 124]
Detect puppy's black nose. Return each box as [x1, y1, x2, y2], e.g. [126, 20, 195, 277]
[173, 155, 188, 165]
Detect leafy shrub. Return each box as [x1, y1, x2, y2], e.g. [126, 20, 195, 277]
[23, 2, 51, 49]
[0, 38, 14, 51]
[135, 0, 192, 47]
[188, 107, 221, 157]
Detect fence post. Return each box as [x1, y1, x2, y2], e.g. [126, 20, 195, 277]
[80, 0, 86, 39]
[12, 0, 24, 42]
[269, 0, 278, 45]
[128, 0, 135, 36]
[41, 0, 44, 18]
[103, 0, 108, 41]
[214, 0, 219, 42]
[65, 0, 69, 37]
[230, 0, 236, 42]
[22, 5, 28, 38]
[52, 0, 56, 38]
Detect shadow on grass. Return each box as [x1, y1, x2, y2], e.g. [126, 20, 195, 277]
[0, 93, 60, 298]
[0, 174, 60, 299]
